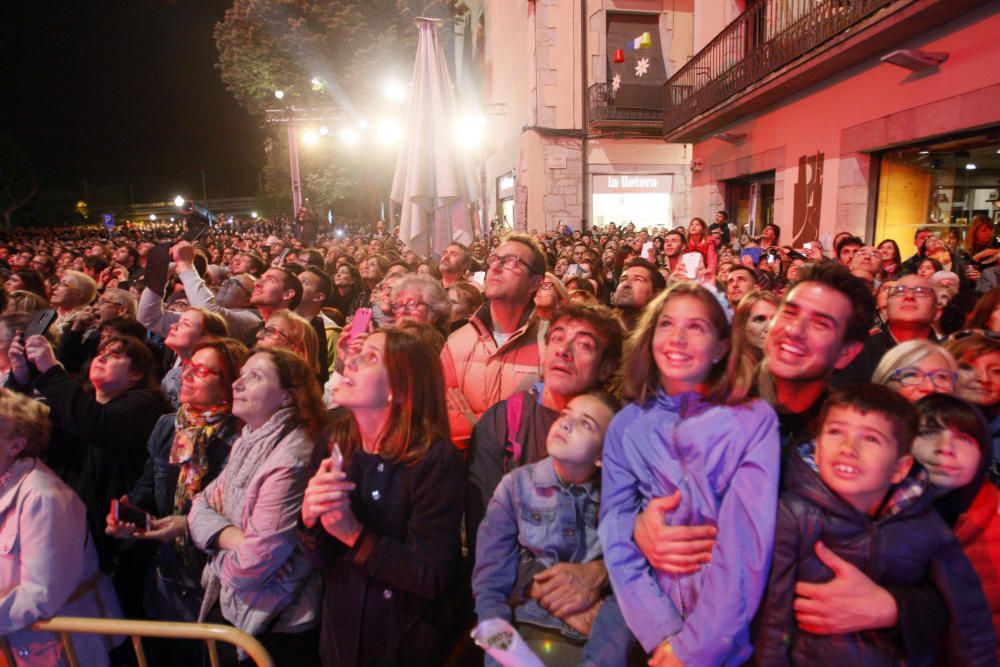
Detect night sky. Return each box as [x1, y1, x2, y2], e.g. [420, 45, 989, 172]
[1, 0, 264, 204]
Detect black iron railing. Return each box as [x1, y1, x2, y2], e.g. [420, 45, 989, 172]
[589, 82, 664, 126]
[663, 0, 896, 131]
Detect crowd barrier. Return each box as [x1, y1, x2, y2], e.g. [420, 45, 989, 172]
[0, 616, 274, 667]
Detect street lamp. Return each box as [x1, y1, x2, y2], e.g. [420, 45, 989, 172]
[302, 130, 319, 146]
[274, 89, 285, 100]
[149, 214, 157, 221]
[339, 127, 360, 146]
[383, 80, 407, 104]
[173, 195, 185, 207]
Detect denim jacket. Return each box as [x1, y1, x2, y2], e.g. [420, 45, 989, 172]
[472, 456, 601, 639]
[599, 392, 780, 665]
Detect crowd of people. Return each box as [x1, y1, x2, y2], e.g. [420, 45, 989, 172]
[1, 209, 1000, 666]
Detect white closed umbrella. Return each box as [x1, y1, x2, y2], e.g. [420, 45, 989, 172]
[391, 17, 478, 257]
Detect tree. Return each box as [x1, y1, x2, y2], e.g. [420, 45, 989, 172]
[0, 135, 39, 230]
[214, 0, 464, 211]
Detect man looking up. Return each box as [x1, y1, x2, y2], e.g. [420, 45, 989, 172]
[611, 258, 666, 329]
[831, 273, 939, 388]
[466, 304, 623, 630]
[726, 266, 756, 309]
[441, 234, 546, 450]
[296, 265, 340, 384]
[439, 242, 472, 289]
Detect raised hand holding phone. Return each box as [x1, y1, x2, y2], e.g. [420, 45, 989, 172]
[302, 443, 355, 529]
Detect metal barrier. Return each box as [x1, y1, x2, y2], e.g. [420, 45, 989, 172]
[0, 616, 274, 667]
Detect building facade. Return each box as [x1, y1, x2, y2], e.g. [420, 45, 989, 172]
[667, 0, 1000, 257]
[474, 0, 698, 234]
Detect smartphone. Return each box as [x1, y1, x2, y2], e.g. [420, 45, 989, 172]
[471, 271, 486, 286]
[803, 242, 814, 251]
[275, 248, 290, 266]
[681, 252, 704, 277]
[24, 309, 57, 338]
[565, 263, 580, 278]
[642, 241, 655, 258]
[111, 499, 152, 531]
[345, 308, 373, 346]
[330, 443, 344, 469]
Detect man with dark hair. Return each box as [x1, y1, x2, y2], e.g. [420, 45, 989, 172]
[831, 273, 940, 389]
[901, 226, 935, 275]
[465, 304, 623, 628]
[442, 234, 545, 450]
[726, 265, 756, 308]
[439, 242, 472, 288]
[612, 258, 666, 329]
[762, 261, 875, 444]
[662, 230, 686, 273]
[231, 251, 266, 277]
[296, 265, 340, 384]
[835, 236, 864, 266]
[113, 245, 143, 280]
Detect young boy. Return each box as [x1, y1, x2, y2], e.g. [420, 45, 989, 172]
[472, 391, 635, 666]
[754, 384, 995, 665]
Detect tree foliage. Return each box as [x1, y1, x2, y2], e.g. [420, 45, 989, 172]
[214, 0, 464, 213]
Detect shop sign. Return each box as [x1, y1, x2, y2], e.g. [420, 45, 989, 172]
[593, 174, 671, 194]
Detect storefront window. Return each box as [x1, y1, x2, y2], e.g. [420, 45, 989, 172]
[591, 174, 672, 230]
[875, 131, 1000, 257]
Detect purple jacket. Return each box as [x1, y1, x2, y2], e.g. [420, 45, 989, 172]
[599, 392, 780, 665]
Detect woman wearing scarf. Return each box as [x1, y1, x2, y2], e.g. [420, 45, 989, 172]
[105, 338, 248, 662]
[188, 347, 327, 665]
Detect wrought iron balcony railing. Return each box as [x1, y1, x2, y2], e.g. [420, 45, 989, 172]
[663, 0, 896, 132]
[589, 82, 663, 129]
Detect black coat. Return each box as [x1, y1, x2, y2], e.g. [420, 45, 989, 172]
[299, 437, 464, 667]
[754, 448, 996, 666]
[33, 366, 170, 571]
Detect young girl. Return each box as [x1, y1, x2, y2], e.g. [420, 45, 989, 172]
[599, 283, 780, 666]
[912, 393, 1000, 661]
[684, 218, 718, 274]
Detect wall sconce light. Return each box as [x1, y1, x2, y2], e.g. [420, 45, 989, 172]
[881, 49, 948, 71]
[713, 132, 746, 144]
[691, 158, 704, 172]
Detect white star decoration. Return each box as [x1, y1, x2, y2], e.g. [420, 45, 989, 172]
[634, 57, 650, 77]
[612, 73, 621, 93]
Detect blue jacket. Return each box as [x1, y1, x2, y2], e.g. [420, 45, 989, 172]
[472, 456, 601, 639]
[599, 392, 780, 665]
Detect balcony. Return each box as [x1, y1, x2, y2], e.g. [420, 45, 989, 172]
[588, 82, 663, 134]
[662, 0, 992, 142]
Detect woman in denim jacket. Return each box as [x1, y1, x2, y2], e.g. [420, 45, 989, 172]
[599, 283, 780, 667]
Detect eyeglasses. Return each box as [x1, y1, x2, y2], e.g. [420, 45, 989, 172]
[377, 283, 394, 294]
[97, 298, 124, 308]
[888, 285, 935, 300]
[540, 281, 554, 290]
[257, 326, 291, 343]
[181, 359, 221, 379]
[946, 329, 1000, 343]
[486, 254, 531, 272]
[222, 278, 252, 296]
[392, 299, 427, 314]
[888, 367, 957, 389]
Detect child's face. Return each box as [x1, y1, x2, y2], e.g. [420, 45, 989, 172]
[546, 395, 614, 472]
[816, 406, 913, 515]
[911, 420, 981, 490]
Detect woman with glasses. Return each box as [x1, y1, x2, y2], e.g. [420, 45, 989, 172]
[872, 339, 960, 402]
[256, 310, 319, 368]
[105, 338, 248, 662]
[300, 328, 463, 667]
[390, 273, 451, 335]
[188, 348, 326, 665]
